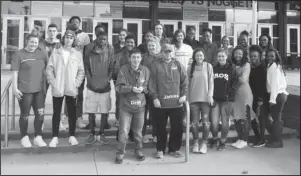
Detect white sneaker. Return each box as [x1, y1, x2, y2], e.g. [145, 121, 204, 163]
[69, 136, 79, 146]
[21, 135, 32, 148]
[232, 139, 242, 147]
[33, 135, 47, 147]
[199, 143, 207, 154]
[192, 142, 199, 153]
[142, 136, 149, 143]
[234, 140, 248, 149]
[49, 137, 59, 148]
[59, 120, 67, 131]
[76, 118, 86, 128]
[153, 136, 157, 143]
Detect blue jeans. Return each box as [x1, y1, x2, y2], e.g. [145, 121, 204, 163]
[117, 108, 145, 156]
[190, 102, 210, 143]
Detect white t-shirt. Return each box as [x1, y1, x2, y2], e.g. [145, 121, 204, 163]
[76, 32, 90, 54]
[172, 43, 193, 70]
[61, 49, 70, 66]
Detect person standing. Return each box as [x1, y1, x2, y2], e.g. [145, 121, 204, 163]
[11, 32, 48, 148]
[220, 36, 234, 61]
[265, 48, 288, 148]
[115, 49, 150, 164]
[113, 29, 128, 54]
[149, 43, 188, 159]
[231, 46, 257, 149]
[238, 30, 250, 61]
[183, 27, 201, 50]
[187, 48, 214, 154]
[138, 31, 154, 54]
[259, 34, 274, 65]
[84, 31, 114, 145]
[210, 48, 237, 151]
[171, 29, 193, 71]
[46, 30, 85, 147]
[153, 23, 170, 46]
[68, 16, 90, 129]
[200, 28, 218, 66]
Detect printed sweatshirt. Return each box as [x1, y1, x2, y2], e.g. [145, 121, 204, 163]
[149, 59, 188, 108]
[172, 43, 193, 71]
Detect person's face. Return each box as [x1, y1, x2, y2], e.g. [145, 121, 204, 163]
[250, 51, 261, 67]
[119, 31, 127, 42]
[267, 51, 276, 65]
[70, 19, 80, 30]
[222, 37, 230, 47]
[162, 49, 172, 62]
[96, 35, 107, 47]
[130, 53, 142, 68]
[203, 31, 211, 43]
[155, 25, 163, 36]
[147, 41, 156, 54]
[64, 35, 75, 47]
[126, 38, 135, 51]
[195, 51, 205, 64]
[27, 37, 39, 51]
[176, 32, 184, 43]
[239, 35, 248, 47]
[47, 27, 58, 39]
[234, 49, 244, 63]
[95, 27, 105, 37]
[217, 52, 227, 65]
[260, 36, 269, 47]
[187, 30, 195, 40]
[145, 32, 154, 42]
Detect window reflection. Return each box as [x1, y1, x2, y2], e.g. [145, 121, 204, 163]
[226, 23, 234, 36]
[113, 20, 123, 34]
[1, 1, 31, 15]
[226, 9, 234, 22]
[258, 11, 278, 23]
[209, 9, 226, 21]
[287, 11, 300, 24]
[82, 18, 93, 33]
[258, 2, 277, 10]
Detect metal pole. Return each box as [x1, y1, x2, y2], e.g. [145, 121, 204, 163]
[11, 92, 16, 130]
[252, 0, 258, 45]
[4, 89, 10, 147]
[185, 101, 190, 162]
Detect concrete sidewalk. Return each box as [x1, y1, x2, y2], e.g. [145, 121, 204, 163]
[1, 138, 300, 175]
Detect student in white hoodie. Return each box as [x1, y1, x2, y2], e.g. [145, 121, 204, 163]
[171, 29, 193, 70]
[265, 48, 288, 148]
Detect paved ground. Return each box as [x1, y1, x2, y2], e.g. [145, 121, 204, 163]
[1, 138, 300, 175]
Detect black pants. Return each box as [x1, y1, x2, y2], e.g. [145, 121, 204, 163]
[154, 107, 183, 152]
[76, 79, 85, 118]
[88, 113, 107, 135]
[235, 105, 251, 141]
[142, 95, 156, 137]
[18, 91, 45, 138]
[52, 96, 77, 137]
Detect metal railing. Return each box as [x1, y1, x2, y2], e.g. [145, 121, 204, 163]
[1, 78, 16, 148]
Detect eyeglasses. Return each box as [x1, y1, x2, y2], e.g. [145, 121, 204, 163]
[163, 50, 172, 53]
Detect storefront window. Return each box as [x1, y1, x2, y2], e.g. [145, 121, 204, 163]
[142, 20, 150, 34]
[113, 20, 123, 34]
[225, 9, 234, 22]
[123, 6, 149, 19]
[234, 9, 252, 23]
[209, 9, 226, 21]
[1, 1, 31, 15]
[286, 2, 300, 10]
[198, 22, 209, 41]
[82, 18, 93, 42]
[258, 2, 278, 10]
[225, 23, 234, 36]
[287, 11, 300, 24]
[159, 8, 183, 20]
[273, 38, 279, 51]
[258, 11, 278, 23]
[63, 1, 94, 17]
[273, 25, 279, 38]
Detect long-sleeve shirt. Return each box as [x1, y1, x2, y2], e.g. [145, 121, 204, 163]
[266, 63, 289, 104]
[249, 64, 269, 101]
[187, 63, 214, 103]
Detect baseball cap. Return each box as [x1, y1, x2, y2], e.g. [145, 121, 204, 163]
[161, 43, 173, 53]
[64, 30, 76, 38]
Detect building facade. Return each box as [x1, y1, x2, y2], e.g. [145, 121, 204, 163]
[1, 0, 300, 69]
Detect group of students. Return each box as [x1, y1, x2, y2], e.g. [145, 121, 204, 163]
[11, 16, 288, 164]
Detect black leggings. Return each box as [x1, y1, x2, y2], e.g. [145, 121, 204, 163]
[52, 96, 77, 137]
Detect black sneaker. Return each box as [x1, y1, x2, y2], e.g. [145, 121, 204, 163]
[135, 151, 145, 161]
[217, 141, 226, 151]
[85, 134, 96, 145]
[210, 139, 219, 149]
[253, 140, 266, 148]
[115, 156, 124, 164]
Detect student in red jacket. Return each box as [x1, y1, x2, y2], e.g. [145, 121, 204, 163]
[149, 43, 188, 159]
[115, 49, 150, 164]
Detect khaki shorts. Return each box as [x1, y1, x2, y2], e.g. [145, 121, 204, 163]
[85, 89, 111, 114]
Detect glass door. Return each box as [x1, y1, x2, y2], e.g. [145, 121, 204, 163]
[123, 20, 142, 46]
[93, 19, 113, 44]
[159, 20, 178, 42]
[29, 17, 50, 41]
[287, 25, 300, 57]
[1, 16, 24, 70]
[182, 21, 199, 41]
[209, 22, 225, 47]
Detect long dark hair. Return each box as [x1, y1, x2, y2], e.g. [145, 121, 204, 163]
[231, 45, 249, 67]
[259, 34, 273, 50]
[141, 30, 154, 44]
[172, 29, 186, 49]
[190, 48, 206, 79]
[265, 48, 285, 75]
[153, 23, 167, 39]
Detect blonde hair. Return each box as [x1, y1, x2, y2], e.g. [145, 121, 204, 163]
[146, 37, 161, 54]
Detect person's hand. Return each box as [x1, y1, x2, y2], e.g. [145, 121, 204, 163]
[132, 87, 141, 94]
[153, 99, 161, 108]
[179, 96, 186, 104]
[208, 96, 214, 106]
[269, 102, 276, 108]
[13, 88, 23, 101]
[137, 86, 144, 93]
